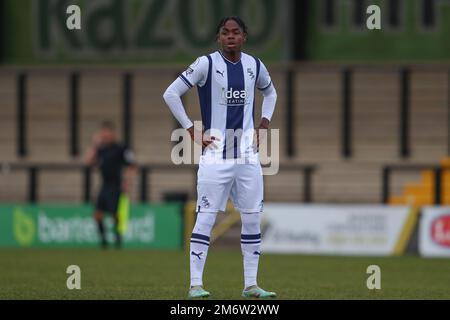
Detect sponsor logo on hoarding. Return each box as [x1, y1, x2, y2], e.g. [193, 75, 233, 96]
[1, 204, 181, 248]
[431, 214, 450, 248]
[271, 230, 320, 246]
[11, 207, 155, 246]
[261, 204, 411, 255]
[37, 211, 155, 244]
[13, 208, 36, 247]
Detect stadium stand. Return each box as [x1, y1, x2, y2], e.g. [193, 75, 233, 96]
[410, 70, 448, 162]
[0, 65, 449, 205]
[28, 72, 70, 162]
[0, 70, 15, 162]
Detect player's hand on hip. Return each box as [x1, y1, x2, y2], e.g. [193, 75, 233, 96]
[187, 126, 220, 150]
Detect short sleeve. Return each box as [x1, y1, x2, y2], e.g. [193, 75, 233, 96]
[178, 56, 209, 88]
[256, 60, 272, 91]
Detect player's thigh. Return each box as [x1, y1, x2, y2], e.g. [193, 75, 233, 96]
[231, 163, 264, 212]
[104, 187, 121, 215]
[95, 189, 108, 213]
[197, 163, 234, 213]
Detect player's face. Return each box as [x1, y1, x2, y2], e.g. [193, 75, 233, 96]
[99, 128, 115, 145]
[217, 20, 246, 54]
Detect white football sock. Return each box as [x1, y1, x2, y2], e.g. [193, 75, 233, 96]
[190, 212, 217, 287]
[240, 212, 262, 289]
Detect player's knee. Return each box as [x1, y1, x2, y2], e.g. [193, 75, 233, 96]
[240, 212, 261, 234]
[193, 212, 217, 235]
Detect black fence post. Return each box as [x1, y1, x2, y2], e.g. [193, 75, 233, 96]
[342, 68, 352, 158]
[400, 68, 410, 158]
[70, 72, 80, 157]
[286, 69, 295, 157]
[140, 167, 148, 203]
[83, 166, 91, 203]
[382, 167, 391, 204]
[123, 73, 133, 148]
[29, 166, 37, 203]
[303, 167, 313, 203]
[17, 73, 27, 157]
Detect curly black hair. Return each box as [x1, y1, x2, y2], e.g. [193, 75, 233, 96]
[215, 16, 248, 36]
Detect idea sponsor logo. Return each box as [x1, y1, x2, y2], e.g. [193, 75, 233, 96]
[221, 88, 247, 106]
[431, 214, 450, 248]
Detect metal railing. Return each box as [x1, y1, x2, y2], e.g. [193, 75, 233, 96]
[6, 163, 316, 204]
[381, 164, 447, 204]
[9, 66, 449, 161]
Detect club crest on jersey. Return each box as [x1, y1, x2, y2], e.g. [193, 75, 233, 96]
[201, 196, 210, 209]
[222, 87, 247, 106]
[247, 68, 255, 80]
[185, 67, 194, 76]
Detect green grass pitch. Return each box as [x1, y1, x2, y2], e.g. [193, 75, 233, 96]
[1, 248, 450, 300]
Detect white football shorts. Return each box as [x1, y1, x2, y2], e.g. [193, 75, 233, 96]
[196, 156, 264, 213]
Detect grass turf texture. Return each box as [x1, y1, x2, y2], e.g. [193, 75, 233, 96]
[1, 248, 449, 300]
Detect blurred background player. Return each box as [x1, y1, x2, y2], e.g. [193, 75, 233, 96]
[84, 121, 137, 249]
[164, 16, 277, 299]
